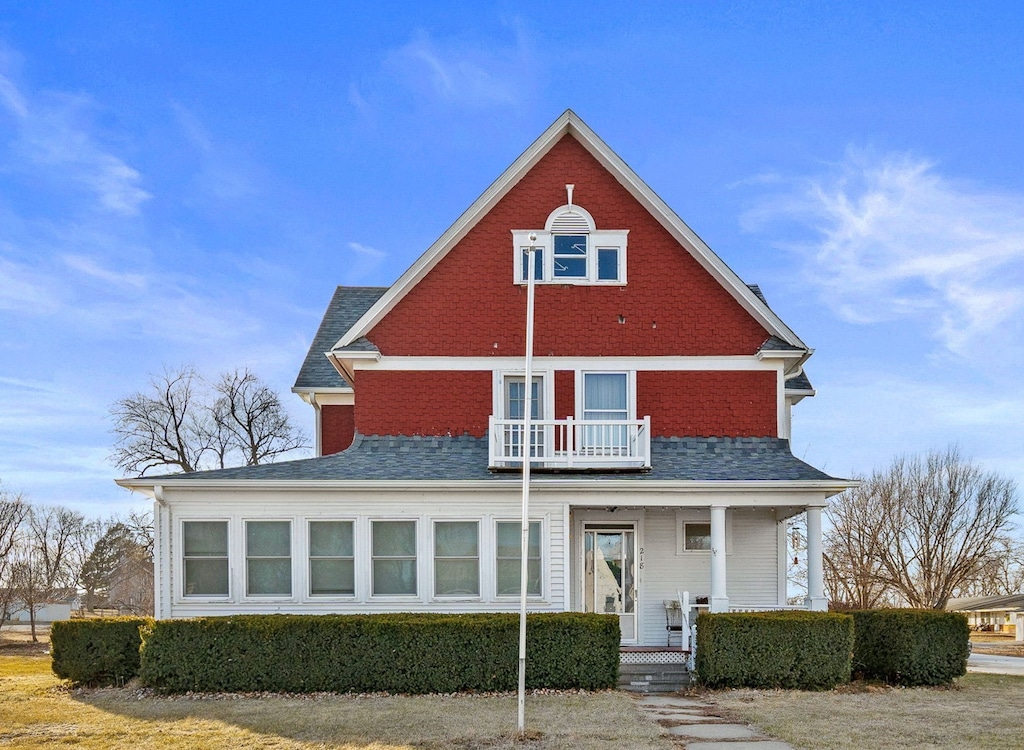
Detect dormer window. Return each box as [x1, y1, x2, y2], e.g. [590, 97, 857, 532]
[512, 187, 628, 285]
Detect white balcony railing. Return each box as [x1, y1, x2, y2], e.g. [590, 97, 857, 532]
[488, 416, 651, 470]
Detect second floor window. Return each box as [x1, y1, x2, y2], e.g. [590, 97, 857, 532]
[513, 201, 627, 285]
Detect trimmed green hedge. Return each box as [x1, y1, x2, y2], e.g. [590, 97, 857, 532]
[851, 609, 969, 686]
[138, 612, 619, 694]
[695, 611, 854, 690]
[51, 617, 152, 686]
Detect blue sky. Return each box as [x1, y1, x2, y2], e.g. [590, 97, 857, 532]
[1, 2, 1022, 520]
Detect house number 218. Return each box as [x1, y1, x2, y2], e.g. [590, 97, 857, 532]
[638, 546, 644, 570]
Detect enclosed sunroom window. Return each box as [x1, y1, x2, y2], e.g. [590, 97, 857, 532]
[309, 521, 354, 596]
[434, 521, 479, 597]
[372, 520, 417, 596]
[182, 521, 228, 596]
[246, 521, 292, 596]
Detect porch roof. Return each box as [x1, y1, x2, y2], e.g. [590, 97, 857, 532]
[127, 435, 841, 484]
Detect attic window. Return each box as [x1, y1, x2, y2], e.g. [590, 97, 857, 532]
[512, 189, 628, 285]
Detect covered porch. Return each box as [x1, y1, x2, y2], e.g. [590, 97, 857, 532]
[568, 500, 829, 648]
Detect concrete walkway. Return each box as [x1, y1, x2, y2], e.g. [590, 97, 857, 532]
[635, 694, 796, 749]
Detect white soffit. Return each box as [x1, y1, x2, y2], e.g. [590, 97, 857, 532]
[335, 109, 807, 351]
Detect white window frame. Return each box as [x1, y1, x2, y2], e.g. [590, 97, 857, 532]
[244, 519, 294, 599]
[370, 518, 419, 598]
[493, 370, 555, 421]
[575, 371, 636, 421]
[675, 511, 733, 555]
[180, 518, 231, 601]
[432, 519, 481, 599]
[307, 519, 356, 598]
[493, 518, 546, 600]
[511, 203, 627, 285]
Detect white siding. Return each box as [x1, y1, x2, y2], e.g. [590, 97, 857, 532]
[570, 507, 783, 647]
[162, 486, 567, 619]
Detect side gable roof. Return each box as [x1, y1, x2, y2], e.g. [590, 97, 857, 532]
[293, 286, 387, 391]
[334, 110, 808, 359]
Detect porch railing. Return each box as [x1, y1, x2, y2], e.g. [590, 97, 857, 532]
[488, 416, 651, 470]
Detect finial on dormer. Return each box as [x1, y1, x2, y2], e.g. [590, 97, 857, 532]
[566, 184, 574, 206]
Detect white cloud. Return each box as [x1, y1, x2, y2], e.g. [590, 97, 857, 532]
[383, 25, 534, 108]
[0, 71, 28, 118]
[343, 241, 387, 283]
[0, 70, 150, 215]
[63, 254, 148, 290]
[744, 150, 1024, 361]
[0, 256, 61, 314]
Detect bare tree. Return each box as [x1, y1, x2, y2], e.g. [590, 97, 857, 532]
[825, 447, 1017, 610]
[11, 505, 92, 641]
[824, 475, 898, 609]
[956, 535, 1024, 597]
[111, 367, 211, 474]
[211, 369, 307, 466]
[0, 486, 30, 628]
[111, 366, 307, 476]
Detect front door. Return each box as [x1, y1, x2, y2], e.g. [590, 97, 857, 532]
[583, 524, 637, 642]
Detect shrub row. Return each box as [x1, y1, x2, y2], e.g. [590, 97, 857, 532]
[135, 612, 619, 694]
[695, 611, 854, 690]
[851, 609, 969, 686]
[50, 617, 152, 686]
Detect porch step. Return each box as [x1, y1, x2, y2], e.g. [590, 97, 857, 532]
[618, 661, 691, 693]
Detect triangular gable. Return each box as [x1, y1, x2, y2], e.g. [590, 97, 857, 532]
[334, 110, 807, 360]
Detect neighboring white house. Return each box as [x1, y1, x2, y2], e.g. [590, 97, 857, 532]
[118, 111, 853, 648]
[947, 594, 1024, 641]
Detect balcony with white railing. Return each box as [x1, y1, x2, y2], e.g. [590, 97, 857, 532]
[488, 415, 651, 470]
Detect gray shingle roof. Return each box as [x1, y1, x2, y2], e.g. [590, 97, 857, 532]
[759, 335, 805, 352]
[143, 435, 840, 483]
[746, 284, 768, 306]
[293, 287, 388, 390]
[785, 372, 813, 392]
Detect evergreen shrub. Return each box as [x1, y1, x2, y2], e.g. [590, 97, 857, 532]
[695, 610, 853, 689]
[50, 617, 152, 686]
[851, 609, 969, 686]
[138, 612, 619, 694]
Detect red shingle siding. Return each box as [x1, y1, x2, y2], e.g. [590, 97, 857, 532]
[321, 405, 355, 455]
[355, 370, 492, 437]
[638, 371, 778, 437]
[554, 370, 575, 418]
[366, 134, 770, 357]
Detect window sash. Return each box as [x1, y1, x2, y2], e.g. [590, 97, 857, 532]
[246, 521, 291, 596]
[434, 521, 479, 596]
[372, 521, 417, 596]
[309, 521, 354, 596]
[495, 521, 542, 596]
[182, 521, 228, 597]
[684, 522, 712, 551]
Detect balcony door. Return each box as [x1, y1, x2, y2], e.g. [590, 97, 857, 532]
[504, 375, 545, 458]
[582, 523, 637, 643]
[581, 372, 630, 455]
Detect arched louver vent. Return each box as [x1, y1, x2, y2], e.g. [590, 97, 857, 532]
[549, 209, 592, 233]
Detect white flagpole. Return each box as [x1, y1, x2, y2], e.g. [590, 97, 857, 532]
[517, 234, 538, 735]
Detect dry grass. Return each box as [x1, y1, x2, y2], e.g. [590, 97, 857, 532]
[0, 649, 672, 750]
[710, 673, 1024, 750]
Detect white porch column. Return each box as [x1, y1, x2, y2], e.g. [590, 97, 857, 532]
[710, 505, 729, 613]
[806, 505, 827, 611]
[1015, 612, 1024, 643]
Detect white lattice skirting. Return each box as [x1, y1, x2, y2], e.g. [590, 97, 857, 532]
[620, 651, 687, 664]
